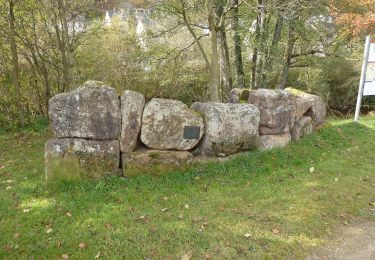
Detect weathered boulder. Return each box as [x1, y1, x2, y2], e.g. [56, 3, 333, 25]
[191, 102, 260, 156]
[259, 132, 291, 151]
[45, 138, 120, 181]
[122, 149, 193, 177]
[248, 89, 295, 135]
[140, 98, 204, 151]
[48, 81, 121, 139]
[229, 88, 251, 103]
[291, 116, 314, 141]
[120, 90, 145, 152]
[286, 88, 326, 127]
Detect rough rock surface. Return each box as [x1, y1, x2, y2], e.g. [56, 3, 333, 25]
[191, 102, 260, 156]
[48, 81, 121, 139]
[291, 116, 314, 141]
[259, 132, 291, 151]
[248, 89, 296, 135]
[229, 88, 251, 103]
[120, 90, 145, 152]
[45, 138, 120, 181]
[286, 88, 326, 127]
[140, 98, 204, 151]
[122, 149, 193, 177]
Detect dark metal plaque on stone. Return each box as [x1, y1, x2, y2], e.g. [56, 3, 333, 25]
[183, 126, 201, 140]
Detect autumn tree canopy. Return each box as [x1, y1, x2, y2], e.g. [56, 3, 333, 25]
[330, 0, 375, 37]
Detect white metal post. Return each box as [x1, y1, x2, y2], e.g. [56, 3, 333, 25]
[354, 36, 372, 122]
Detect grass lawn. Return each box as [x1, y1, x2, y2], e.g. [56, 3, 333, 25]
[1, 117, 375, 259]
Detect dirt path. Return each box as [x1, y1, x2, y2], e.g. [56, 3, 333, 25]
[307, 221, 375, 260]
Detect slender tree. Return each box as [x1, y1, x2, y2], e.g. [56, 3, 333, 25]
[8, 0, 25, 127]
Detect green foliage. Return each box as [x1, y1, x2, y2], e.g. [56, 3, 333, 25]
[1, 117, 375, 258]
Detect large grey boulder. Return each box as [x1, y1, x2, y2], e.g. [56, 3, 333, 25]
[191, 102, 260, 156]
[140, 98, 204, 151]
[45, 138, 120, 181]
[48, 81, 121, 139]
[286, 88, 326, 127]
[291, 116, 314, 141]
[120, 90, 145, 152]
[259, 132, 291, 151]
[248, 89, 296, 135]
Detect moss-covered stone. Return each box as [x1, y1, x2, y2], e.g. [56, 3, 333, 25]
[45, 138, 120, 182]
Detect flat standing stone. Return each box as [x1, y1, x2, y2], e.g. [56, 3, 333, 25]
[291, 116, 314, 141]
[122, 149, 193, 177]
[286, 88, 326, 127]
[259, 132, 291, 151]
[191, 102, 260, 156]
[45, 138, 120, 181]
[248, 89, 296, 135]
[120, 90, 145, 152]
[140, 98, 204, 151]
[48, 80, 121, 139]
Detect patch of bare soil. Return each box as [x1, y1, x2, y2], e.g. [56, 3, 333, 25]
[307, 221, 375, 260]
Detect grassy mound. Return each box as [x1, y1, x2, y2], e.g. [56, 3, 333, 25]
[1, 117, 374, 259]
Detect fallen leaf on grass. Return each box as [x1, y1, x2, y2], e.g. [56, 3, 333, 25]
[79, 242, 86, 249]
[46, 228, 53, 234]
[150, 225, 158, 232]
[161, 208, 168, 212]
[105, 223, 112, 229]
[309, 167, 315, 173]
[95, 251, 101, 259]
[181, 251, 193, 260]
[65, 212, 72, 217]
[2, 244, 12, 251]
[272, 228, 280, 234]
[192, 216, 203, 222]
[184, 204, 189, 209]
[244, 233, 251, 238]
[61, 253, 69, 259]
[136, 215, 147, 222]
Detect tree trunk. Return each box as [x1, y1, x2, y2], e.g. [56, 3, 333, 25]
[218, 27, 233, 100]
[231, 0, 245, 88]
[277, 19, 296, 90]
[207, 0, 220, 102]
[251, 0, 265, 89]
[54, 0, 74, 92]
[263, 10, 283, 86]
[8, 0, 25, 127]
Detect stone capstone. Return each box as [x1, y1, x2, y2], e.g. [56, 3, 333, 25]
[140, 98, 204, 151]
[291, 116, 314, 141]
[248, 89, 296, 135]
[191, 102, 260, 156]
[120, 90, 145, 152]
[48, 80, 121, 139]
[259, 132, 291, 151]
[122, 149, 193, 177]
[285, 88, 326, 127]
[45, 138, 120, 181]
